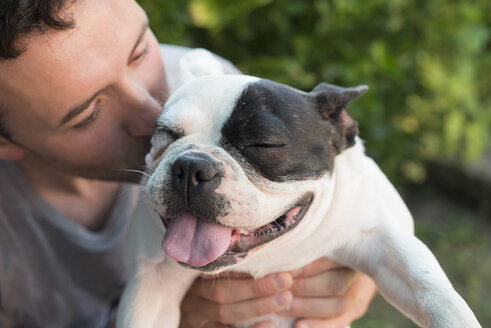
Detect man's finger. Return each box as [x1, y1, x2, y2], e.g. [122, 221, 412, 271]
[289, 273, 377, 326]
[201, 323, 230, 328]
[280, 295, 352, 319]
[293, 303, 367, 328]
[290, 257, 344, 278]
[294, 317, 349, 328]
[290, 268, 356, 297]
[252, 322, 277, 328]
[193, 273, 293, 303]
[180, 293, 230, 328]
[196, 291, 293, 324]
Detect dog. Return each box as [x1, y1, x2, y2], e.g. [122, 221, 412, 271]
[116, 49, 482, 328]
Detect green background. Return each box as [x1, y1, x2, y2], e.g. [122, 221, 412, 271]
[138, 0, 491, 326]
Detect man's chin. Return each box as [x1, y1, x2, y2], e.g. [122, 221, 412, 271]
[71, 168, 144, 183]
[88, 167, 146, 183]
[18, 139, 152, 183]
[52, 155, 150, 183]
[28, 162, 147, 183]
[19, 154, 148, 184]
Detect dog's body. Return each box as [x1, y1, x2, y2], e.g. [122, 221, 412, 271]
[117, 50, 481, 328]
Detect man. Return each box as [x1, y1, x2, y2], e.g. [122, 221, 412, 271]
[0, 0, 376, 327]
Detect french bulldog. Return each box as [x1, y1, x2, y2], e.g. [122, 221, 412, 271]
[116, 49, 481, 328]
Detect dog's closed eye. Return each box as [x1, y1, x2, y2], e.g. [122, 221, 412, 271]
[242, 136, 287, 149]
[155, 124, 183, 140]
[148, 125, 184, 164]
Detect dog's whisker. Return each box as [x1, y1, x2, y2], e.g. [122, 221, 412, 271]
[225, 272, 232, 295]
[159, 90, 170, 101]
[116, 168, 152, 178]
[156, 97, 167, 107]
[207, 277, 217, 300]
[133, 185, 149, 191]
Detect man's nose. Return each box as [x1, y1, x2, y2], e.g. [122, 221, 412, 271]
[120, 80, 163, 137]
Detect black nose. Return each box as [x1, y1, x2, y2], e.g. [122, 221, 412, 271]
[172, 153, 225, 206]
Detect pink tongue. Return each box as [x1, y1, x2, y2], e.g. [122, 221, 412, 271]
[162, 211, 232, 266]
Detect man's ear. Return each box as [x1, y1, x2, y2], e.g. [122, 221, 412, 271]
[310, 83, 368, 148]
[0, 137, 25, 161]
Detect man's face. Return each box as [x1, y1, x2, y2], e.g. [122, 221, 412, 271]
[0, 0, 167, 182]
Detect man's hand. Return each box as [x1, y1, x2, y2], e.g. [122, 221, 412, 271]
[179, 258, 376, 328]
[283, 258, 377, 328]
[179, 272, 293, 327]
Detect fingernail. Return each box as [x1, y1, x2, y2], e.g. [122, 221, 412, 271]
[273, 273, 290, 290]
[275, 290, 292, 306]
[296, 323, 310, 328]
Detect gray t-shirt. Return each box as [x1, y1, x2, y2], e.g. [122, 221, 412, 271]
[0, 45, 238, 328]
[0, 161, 136, 328]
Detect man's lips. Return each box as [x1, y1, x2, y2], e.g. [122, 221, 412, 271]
[160, 193, 313, 268]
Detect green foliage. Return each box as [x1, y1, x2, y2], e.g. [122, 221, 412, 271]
[139, 0, 491, 184]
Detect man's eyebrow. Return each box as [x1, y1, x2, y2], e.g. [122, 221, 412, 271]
[128, 19, 150, 61]
[59, 90, 103, 127]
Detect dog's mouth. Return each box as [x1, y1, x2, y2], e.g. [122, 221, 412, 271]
[228, 194, 313, 253]
[160, 193, 313, 272]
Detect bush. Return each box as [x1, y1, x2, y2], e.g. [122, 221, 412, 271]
[139, 0, 491, 185]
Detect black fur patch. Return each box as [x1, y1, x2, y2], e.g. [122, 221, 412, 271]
[221, 79, 361, 182]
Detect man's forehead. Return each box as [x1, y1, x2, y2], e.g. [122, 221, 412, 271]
[0, 0, 145, 120]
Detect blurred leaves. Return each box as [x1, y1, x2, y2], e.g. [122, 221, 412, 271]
[139, 0, 491, 184]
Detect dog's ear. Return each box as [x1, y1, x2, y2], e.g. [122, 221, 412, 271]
[310, 83, 368, 148]
[177, 49, 225, 88]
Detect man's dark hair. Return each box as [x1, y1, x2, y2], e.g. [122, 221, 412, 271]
[1, 1, 76, 138]
[0, 0, 75, 60]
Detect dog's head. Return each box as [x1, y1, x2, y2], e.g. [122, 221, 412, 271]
[145, 50, 367, 272]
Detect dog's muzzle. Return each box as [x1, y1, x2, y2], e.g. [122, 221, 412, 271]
[160, 190, 314, 272]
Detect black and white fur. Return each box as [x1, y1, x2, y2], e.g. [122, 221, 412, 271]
[117, 49, 481, 328]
